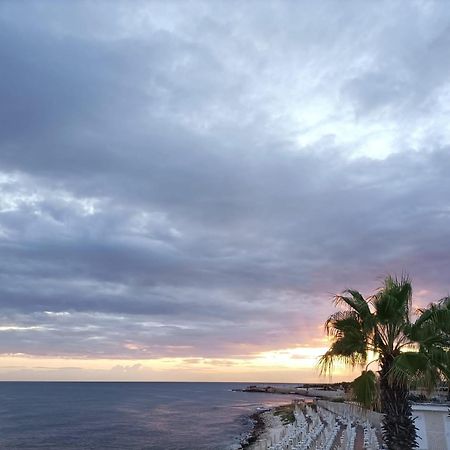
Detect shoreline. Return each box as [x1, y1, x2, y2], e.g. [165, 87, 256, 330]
[235, 383, 345, 449]
[232, 383, 347, 401]
[239, 400, 385, 450]
[240, 403, 299, 450]
[240, 410, 268, 449]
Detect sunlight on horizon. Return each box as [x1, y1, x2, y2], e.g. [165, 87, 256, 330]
[0, 345, 357, 382]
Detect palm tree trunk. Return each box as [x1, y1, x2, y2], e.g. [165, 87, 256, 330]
[379, 355, 418, 449]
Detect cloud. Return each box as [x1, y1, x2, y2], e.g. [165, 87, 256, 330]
[0, 1, 449, 369]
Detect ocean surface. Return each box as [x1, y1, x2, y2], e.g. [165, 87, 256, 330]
[0, 382, 300, 449]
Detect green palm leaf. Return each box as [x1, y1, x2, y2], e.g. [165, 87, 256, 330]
[352, 370, 378, 409]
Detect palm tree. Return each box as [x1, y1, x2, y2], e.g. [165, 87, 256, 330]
[407, 296, 450, 397]
[319, 275, 450, 450]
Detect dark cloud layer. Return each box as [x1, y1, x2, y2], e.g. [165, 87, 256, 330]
[0, 1, 449, 361]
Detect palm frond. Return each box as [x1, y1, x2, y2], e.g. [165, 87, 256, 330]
[373, 275, 412, 330]
[325, 310, 361, 337]
[318, 350, 335, 376]
[334, 289, 371, 319]
[389, 352, 442, 393]
[318, 330, 368, 376]
[352, 370, 379, 409]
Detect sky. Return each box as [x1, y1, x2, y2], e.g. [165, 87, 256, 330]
[0, 0, 449, 382]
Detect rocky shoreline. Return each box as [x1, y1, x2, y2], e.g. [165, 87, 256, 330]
[235, 383, 347, 449]
[240, 410, 268, 448]
[239, 403, 299, 449]
[233, 383, 347, 401]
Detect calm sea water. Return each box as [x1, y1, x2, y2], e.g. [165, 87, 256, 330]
[0, 382, 299, 449]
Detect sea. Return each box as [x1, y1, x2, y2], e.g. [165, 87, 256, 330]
[0, 382, 300, 449]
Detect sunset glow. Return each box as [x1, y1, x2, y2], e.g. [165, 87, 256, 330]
[0, 346, 357, 382]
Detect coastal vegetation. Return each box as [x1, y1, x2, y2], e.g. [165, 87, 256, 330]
[273, 404, 296, 424]
[320, 275, 450, 449]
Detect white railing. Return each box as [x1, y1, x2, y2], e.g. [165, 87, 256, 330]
[317, 400, 383, 430]
[252, 402, 384, 450]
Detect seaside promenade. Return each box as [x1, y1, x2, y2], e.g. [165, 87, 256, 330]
[247, 401, 382, 450]
[246, 399, 450, 450]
